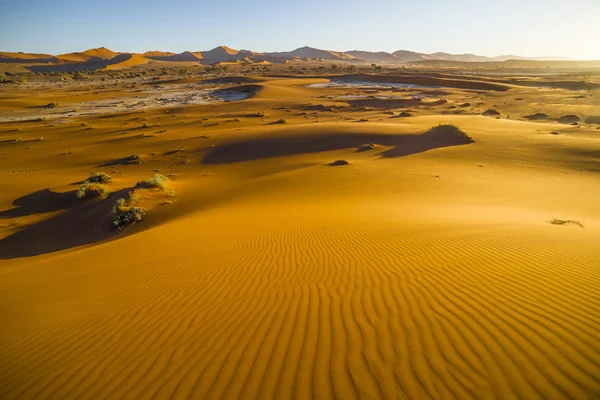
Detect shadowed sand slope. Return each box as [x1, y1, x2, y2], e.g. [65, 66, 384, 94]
[203, 124, 474, 164]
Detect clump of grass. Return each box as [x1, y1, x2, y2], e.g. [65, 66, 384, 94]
[270, 118, 287, 125]
[76, 182, 109, 200]
[398, 111, 412, 117]
[127, 154, 143, 164]
[14, 137, 22, 143]
[111, 198, 147, 229]
[246, 111, 265, 118]
[435, 123, 461, 132]
[45, 102, 58, 108]
[549, 219, 584, 228]
[85, 172, 112, 184]
[137, 174, 174, 196]
[142, 122, 150, 128]
[37, 136, 44, 141]
[141, 173, 169, 189]
[432, 124, 475, 143]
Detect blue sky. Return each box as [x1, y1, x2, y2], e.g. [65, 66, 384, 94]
[1, 0, 598, 59]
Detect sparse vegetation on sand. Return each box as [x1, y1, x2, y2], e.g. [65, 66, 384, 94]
[84, 172, 112, 184]
[127, 154, 143, 164]
[76, 182, 109, 200]
[135, 173, 176, 197]
[269, 118, 287, 125]
[549, 219, 584, 228]
[111, 197, 147, 229]
[138, 173, 170, 190]
[433, 123, 473, 139]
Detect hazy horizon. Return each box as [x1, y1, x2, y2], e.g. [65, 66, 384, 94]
[1, 0, 599, 60]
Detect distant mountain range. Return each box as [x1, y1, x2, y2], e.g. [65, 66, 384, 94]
[0, 45, 573, 71]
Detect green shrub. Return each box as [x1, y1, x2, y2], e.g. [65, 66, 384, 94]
[85, 172, 112, 184]
[111, 198, 147, 228]
[76, 182, 109, 200]
[140, 173, 169, 190]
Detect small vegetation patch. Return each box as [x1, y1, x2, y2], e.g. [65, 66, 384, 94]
[111, 198, 147, 229]
[138, 173, 169, 189]
[85, 172, 112, 184]
[76, 182, 109, 200]
[269, 118, 287, 125]
[136, 173, 175, 196]
[549, 219, 584, 228]
[127, 154, 143, 164]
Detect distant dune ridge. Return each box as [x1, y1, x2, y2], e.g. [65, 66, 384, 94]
[0, 45, 577, 72]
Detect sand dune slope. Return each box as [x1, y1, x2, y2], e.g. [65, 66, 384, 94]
[0, 200, 599, 399]
[0, 77, 599, 399]
[1, 134, 600, 398]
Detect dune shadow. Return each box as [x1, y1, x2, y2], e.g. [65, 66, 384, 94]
[0, 188, 132, 259]
[0, 188, 78, 218]
[347, 98, 422, 109]
[202, 127, 474, 164]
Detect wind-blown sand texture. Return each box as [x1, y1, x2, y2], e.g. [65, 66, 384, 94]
[1, 71, 599, 399]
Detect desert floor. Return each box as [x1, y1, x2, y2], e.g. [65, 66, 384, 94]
[1, 72, 600, 399]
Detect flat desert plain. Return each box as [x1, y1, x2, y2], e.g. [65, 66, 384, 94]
[1, 70, 600, 399]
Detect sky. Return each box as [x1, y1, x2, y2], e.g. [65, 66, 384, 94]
[1, 0, 599, 59]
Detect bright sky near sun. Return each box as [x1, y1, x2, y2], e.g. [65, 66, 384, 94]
[1, 0, 598, 59]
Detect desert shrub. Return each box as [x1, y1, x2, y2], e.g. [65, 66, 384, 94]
[141, 173, 169, 189]
[435, 123, 461, 132]
[76, 182, 109, 200]
[127, 154, 143, 164]
[549, 219, 584, 228]
[85, 172, 112, 184]
[399, 111, 412, 117]
[111, 198, 147, 228]
[433, 124, 474, 142]
[137, 174, 174, 195]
